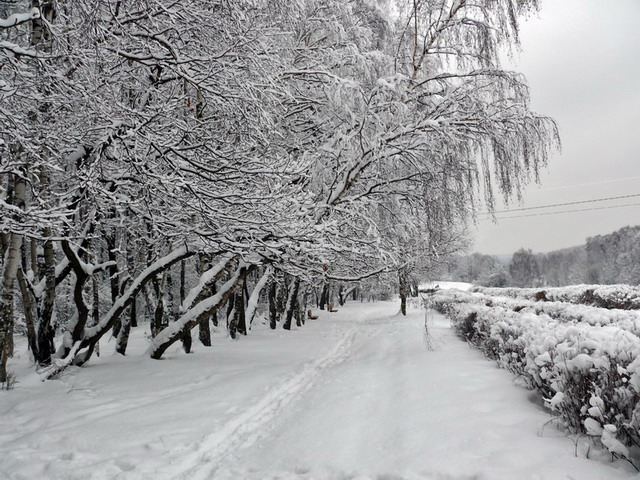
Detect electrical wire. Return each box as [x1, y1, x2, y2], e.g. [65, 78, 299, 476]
[477, 193, 640, 216]
[534, 175, 640, 193]
[478, 201, 640, 221]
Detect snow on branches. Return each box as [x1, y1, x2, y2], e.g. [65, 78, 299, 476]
[1, 0, 559, 376]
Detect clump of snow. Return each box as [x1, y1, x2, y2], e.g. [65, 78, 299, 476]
[602, 425, 631, 460]
[584, 417, 603, 436]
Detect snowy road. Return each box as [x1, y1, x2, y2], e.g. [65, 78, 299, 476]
[1, 302, 637, 480]
[213, 304, 636, 480]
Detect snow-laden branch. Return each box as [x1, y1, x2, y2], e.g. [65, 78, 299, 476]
[0, 8, 40, 29]
[0, 41, 38, 58]
[180, 253, 236, 313]
[41, 341, 82, 381]
[51, 245, 197, 370]
[83, 245, 195, 340]
[148, 262, 256, 359]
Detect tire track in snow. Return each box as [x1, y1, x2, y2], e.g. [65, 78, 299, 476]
[168, 325, 360, 480]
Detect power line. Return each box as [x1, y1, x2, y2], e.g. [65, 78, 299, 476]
[478, 201, 640, 221]
[478, 193, 640, 215]
[534, 175, 640, 193]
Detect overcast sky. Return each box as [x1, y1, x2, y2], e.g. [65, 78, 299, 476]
[472, 0, 640, 255]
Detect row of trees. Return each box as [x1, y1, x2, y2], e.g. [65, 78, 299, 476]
[447, 225, 640, 288]
[585, 226, 640, 285]
[0, 0, 556, 383]
[511, 225, 640, 287]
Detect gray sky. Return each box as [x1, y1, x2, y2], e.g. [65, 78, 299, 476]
[472, 0, 640, 255]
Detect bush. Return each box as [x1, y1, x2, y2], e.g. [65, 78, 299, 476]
[428, 290, 640, 465]
[475, 284, 640, 310]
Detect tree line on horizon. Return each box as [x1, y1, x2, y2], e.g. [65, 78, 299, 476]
[445, 225, 640, 288]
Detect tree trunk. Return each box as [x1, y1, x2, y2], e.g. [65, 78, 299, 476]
[36, 229, 56, 365]
[106, 232, 121, 337]
[283, 277, 300, 330]
[197, 255, 211, 346]
[228, 294, 240, 339]
[268, 280, 278, 330]
[115, 280, 133, 356]
[399, 269, 409, 316]
[226, 293, 235, 329]
[319, 282, 329, 310]
[179, 260, 192, 353]
[115, 315, 131, 355]
[127, 237, 138, 328]
[0, 175, 25, 382]
[91, 272, 100, 356]
[151, 271, 167, 338]
[295, 285, 306, 327]
[0, 243, 20, 382]
[59, 240, 113, 358]
[17, 268, 38, 358]
[30, 239, 38, 282]
[338, 284, 346, 306]
[211, 281, 218, 327]
[18, 243, 38, 357]
[229, 267, 247, 339]
[199, 310, 211, 346]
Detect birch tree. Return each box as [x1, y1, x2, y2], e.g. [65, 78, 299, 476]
[1, 0, 561, 378]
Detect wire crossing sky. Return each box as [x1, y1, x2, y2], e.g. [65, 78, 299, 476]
[478, 193, 640, 216]
[473, 0, 640, 255]
[481, 202, 640, 221]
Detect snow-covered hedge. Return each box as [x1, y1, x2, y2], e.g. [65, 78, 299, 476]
[474, 284, 640, 310]
[463, 292, 640, 337]
[427, 290, 640, 464]
[426, 289, 640, 334]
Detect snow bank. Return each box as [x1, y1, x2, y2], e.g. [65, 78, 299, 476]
[428, 289, 640, 466]
[457, 290, 640, 337]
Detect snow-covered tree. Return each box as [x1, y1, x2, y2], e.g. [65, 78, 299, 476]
[1, 0, 560, 379]
[509, 248, 540, 287]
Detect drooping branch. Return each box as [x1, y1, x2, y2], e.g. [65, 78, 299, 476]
[61, 245, 197, 368]
[148, 262, 256, 359]
[180, 252, 236, 313]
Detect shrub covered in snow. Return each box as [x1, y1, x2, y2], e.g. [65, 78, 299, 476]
[460, 292, 640, 337]
[474, 284, 640, 310]
[427, 289, 640, 465]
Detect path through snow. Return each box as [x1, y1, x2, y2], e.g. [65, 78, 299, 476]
[214, 305, 636, 480]
[1, 302, 637, 479]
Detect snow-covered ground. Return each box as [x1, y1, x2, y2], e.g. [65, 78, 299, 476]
[420, 281, 473, 291]
[1, 302, 637, 480]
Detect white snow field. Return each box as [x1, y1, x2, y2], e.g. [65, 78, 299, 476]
[1, 302, 638, 480]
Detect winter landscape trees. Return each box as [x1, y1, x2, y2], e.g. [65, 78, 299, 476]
[447, 224, 640, 289]
[0, 0, 557, 382]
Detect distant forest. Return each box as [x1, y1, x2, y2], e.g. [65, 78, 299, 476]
[446, 225, 640, 287]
